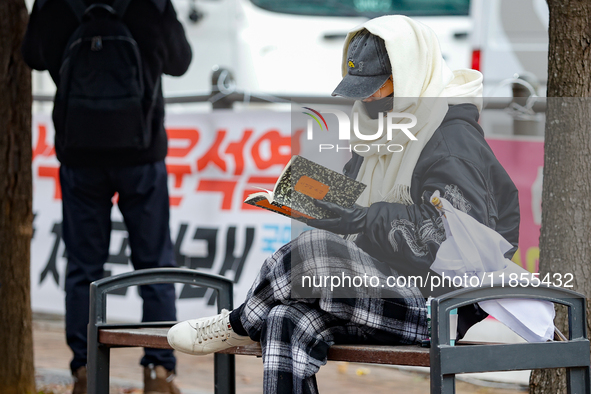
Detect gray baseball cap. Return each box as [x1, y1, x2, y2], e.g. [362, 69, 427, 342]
[332, 30, 392, 99]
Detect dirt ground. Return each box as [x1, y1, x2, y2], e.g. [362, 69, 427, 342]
[33, 314, 526, 394]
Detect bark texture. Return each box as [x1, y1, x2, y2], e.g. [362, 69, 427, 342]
[0, 1, 35, 393]
[530, 1, 591, 393]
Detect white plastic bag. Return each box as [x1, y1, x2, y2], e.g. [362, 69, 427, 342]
[430, 191, 555, 342]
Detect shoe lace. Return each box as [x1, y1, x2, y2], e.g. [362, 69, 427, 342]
[196, 309, 231, 344]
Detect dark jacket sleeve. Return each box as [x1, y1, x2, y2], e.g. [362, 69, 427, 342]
[354, 107, 520, 337]
[20, 0, 87, 81]
[159, 0, 192, 76]
[21, 2, 44, 70]
[355, 154, 503, 336]
[355, 155, 496, 283]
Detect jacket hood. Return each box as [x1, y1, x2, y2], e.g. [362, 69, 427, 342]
[442, 103, 483, 136]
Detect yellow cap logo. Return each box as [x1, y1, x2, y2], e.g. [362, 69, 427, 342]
[348, 60, 355, 68]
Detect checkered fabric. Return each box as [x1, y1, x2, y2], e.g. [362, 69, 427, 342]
[237, 229, 427, 394]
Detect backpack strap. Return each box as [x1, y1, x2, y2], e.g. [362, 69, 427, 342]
[63, 0, 86, 23]
[111, 0, 133, 17]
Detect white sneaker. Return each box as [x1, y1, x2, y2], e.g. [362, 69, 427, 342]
[167, 309, 255, 355]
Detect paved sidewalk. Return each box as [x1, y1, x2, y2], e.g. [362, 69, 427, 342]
[34, 313, 526, 394]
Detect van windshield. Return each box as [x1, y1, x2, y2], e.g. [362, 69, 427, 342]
[250, 0, 470, 17]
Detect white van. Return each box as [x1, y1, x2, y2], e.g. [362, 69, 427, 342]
[469, 0, 549, 95]
[167, 0, 473, 97]
[29, 0, 474, 98]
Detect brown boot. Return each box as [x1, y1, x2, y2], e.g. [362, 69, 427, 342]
[72, 366, 87, 394]
[144, 364, 181, 394]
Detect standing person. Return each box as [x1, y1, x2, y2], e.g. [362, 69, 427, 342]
[166, 15, 519, 394]
[22, 0, 192, 393]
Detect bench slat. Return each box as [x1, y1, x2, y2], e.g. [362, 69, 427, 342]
[98, 327, 430, 367]
[327, 344, 429, 366]
[99, 328, 171, 349]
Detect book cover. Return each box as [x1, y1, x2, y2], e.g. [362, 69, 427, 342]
[244, 155, 366, 221]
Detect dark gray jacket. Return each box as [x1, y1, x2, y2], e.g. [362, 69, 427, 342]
[346, 103, 520, 336]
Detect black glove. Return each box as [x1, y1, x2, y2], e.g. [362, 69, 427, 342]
[306, 200, 368, 235]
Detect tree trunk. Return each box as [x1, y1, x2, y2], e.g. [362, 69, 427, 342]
[0, 1, 35, 393]
[530, 1, 591, 393]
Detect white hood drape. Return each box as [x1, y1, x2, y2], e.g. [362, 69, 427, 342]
[340, 16, 483, 206]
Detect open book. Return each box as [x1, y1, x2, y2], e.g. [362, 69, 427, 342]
[244, 155, 366, 222]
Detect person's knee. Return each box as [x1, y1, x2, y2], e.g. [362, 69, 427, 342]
[262, 305, 300, 341]
[265, 304, 293, 324]
[264, 304, 321, 335]
[302, 229, 343, 244]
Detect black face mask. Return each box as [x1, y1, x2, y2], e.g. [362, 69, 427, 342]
[362, 93, 394, 120]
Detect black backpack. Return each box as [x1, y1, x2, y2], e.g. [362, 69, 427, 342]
[53, 0, 158, 151]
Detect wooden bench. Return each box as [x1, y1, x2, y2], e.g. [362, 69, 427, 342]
[87, 268, 591, 394]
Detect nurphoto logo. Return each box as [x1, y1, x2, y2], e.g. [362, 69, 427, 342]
[302, 107, 417, 153]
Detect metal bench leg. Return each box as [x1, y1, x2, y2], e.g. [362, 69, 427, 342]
[441, 374, 456, 394]
[567, 366, 591, 394]
[431, 372, 456, 394]
[87, 344, 110, 394]
[214, 353, 236, 394]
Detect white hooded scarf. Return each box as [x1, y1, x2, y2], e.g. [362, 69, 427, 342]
[340, 16, 483, 206]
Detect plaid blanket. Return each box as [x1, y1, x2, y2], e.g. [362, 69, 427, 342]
[237, 229, 427, 394]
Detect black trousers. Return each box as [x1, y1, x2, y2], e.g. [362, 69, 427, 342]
[60, 160, 177, 372]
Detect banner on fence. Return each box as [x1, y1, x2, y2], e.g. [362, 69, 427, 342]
[30, 111, 544, 322]
[487, 137, 545, 273]
[31, 110, 296, 322]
